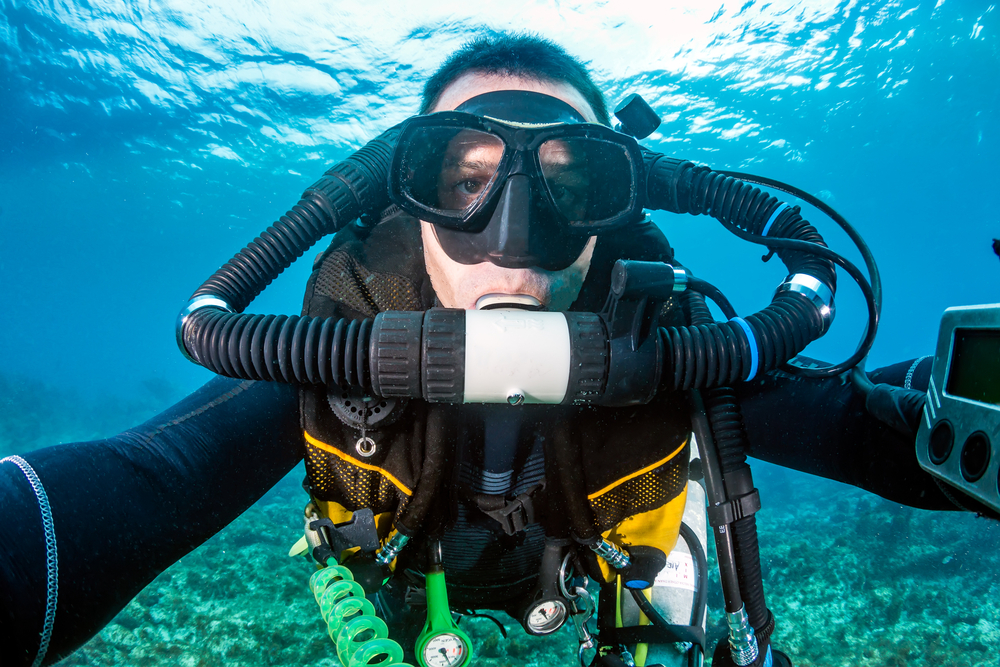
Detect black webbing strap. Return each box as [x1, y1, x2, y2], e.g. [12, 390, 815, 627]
[601, 624, 706, 649]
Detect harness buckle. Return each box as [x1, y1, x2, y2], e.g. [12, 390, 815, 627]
[303, 504, 380, 566]
[477, 484, 542, 535]
[706, 489, 762, 527]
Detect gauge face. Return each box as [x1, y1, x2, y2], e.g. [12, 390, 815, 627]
[526, 599, 567, 634]
[422, 633, 468, 667]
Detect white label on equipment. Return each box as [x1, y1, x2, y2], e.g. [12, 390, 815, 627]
[653, 551, 696, 592]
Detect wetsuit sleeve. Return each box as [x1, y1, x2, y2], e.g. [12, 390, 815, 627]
[0, 377, 302, 666]
[735, 357, 965, 511]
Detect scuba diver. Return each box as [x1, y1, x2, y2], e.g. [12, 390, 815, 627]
[2, 33, 997, 667]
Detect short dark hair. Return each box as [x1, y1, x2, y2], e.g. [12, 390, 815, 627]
[420, 32, 611, 125]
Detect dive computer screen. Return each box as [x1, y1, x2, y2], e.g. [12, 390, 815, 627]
[945, 328, 1000, 406]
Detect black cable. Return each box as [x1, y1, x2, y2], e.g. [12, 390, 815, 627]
[688, 277, 738, 320]
[644, 152, 879, 379]
[718, 169, 882, 377]
[456, 611, 508, 638]
[710, 214, 879, 378]
[718, 170, 882, 312]
[630, 588, 671, 631]
[642, 154, 866, 385]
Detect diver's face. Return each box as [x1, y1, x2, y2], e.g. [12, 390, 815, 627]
[421, 73, 599, 311]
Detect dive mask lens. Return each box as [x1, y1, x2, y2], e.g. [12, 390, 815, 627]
[392, 122, 506, 230]
[537, 136, 638, 228]
[389, 114, 643, 233]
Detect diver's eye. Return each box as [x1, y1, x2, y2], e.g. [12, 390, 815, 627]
[549, 182, 585, 206]
[456, 179, 486, 196]
[549, 184, 568, 200]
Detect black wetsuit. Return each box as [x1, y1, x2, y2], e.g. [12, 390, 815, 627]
[1, 352, 964, 666]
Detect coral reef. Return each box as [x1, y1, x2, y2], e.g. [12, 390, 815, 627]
[61, 463, 999, 667]
[60, 468, 579, 667]
[706, 463, 1000, 667]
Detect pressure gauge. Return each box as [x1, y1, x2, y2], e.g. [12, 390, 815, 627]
[416, 542, 474, 667]
[525, 598, 568, 634]
[421, 632, 470, 667]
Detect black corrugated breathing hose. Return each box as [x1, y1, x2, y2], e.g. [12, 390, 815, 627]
[644, 152, 835, 287]
[177, 126, 400, 386]
[176, 137, 844, 412]
[643, 152, 836, 390]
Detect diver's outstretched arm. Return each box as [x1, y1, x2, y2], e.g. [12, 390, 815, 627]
[737, 357, 940, 504]
[0, 377, 302, 666]
[736, 357, 979, 511]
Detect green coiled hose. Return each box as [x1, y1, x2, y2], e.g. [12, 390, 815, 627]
[310, 564, 415, 667]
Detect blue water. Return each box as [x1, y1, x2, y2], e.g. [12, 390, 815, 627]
[2, 0, 997, 402]
[1, 0, 999, 663]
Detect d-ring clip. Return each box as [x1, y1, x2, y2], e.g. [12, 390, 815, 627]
[355, 437, 376, 457]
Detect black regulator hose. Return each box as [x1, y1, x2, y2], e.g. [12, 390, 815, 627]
[683, 291, 769, 631]
[393, 406, 452, 538]
[177, 126, 400, 385]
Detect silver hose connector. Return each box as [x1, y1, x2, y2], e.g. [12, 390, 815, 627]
[590, 538, 630, 570]
[375, 532, 410, 566]
[175, 295, 234, 362]
[726, 606, 759, 666]
[673, 266, 689, 292]
[775, 273, 835, 333]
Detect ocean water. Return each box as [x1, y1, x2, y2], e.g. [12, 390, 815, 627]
[1, 1, 999, 665]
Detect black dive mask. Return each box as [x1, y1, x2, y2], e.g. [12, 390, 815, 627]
[388, 91, 645, 271]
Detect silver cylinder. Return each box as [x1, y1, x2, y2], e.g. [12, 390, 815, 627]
[375, 532, 410, 566]
[725, 606, 759, 666]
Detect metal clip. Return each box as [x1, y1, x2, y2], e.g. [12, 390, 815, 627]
[567, 585, 596, 667]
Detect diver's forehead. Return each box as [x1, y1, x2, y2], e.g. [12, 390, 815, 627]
[431, 72, 600, 123]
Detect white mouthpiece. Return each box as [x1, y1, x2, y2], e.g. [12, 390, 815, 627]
[475, 294, 543, 311]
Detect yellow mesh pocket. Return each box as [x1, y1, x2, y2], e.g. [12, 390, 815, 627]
[588, 441, 688, 531]
[304, 434, 410, 516]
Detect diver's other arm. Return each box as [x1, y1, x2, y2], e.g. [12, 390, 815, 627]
[736, 357, 969, 511]
[0, 377, 301, 666]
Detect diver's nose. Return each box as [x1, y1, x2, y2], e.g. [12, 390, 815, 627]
[485, 174, 534, 268]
